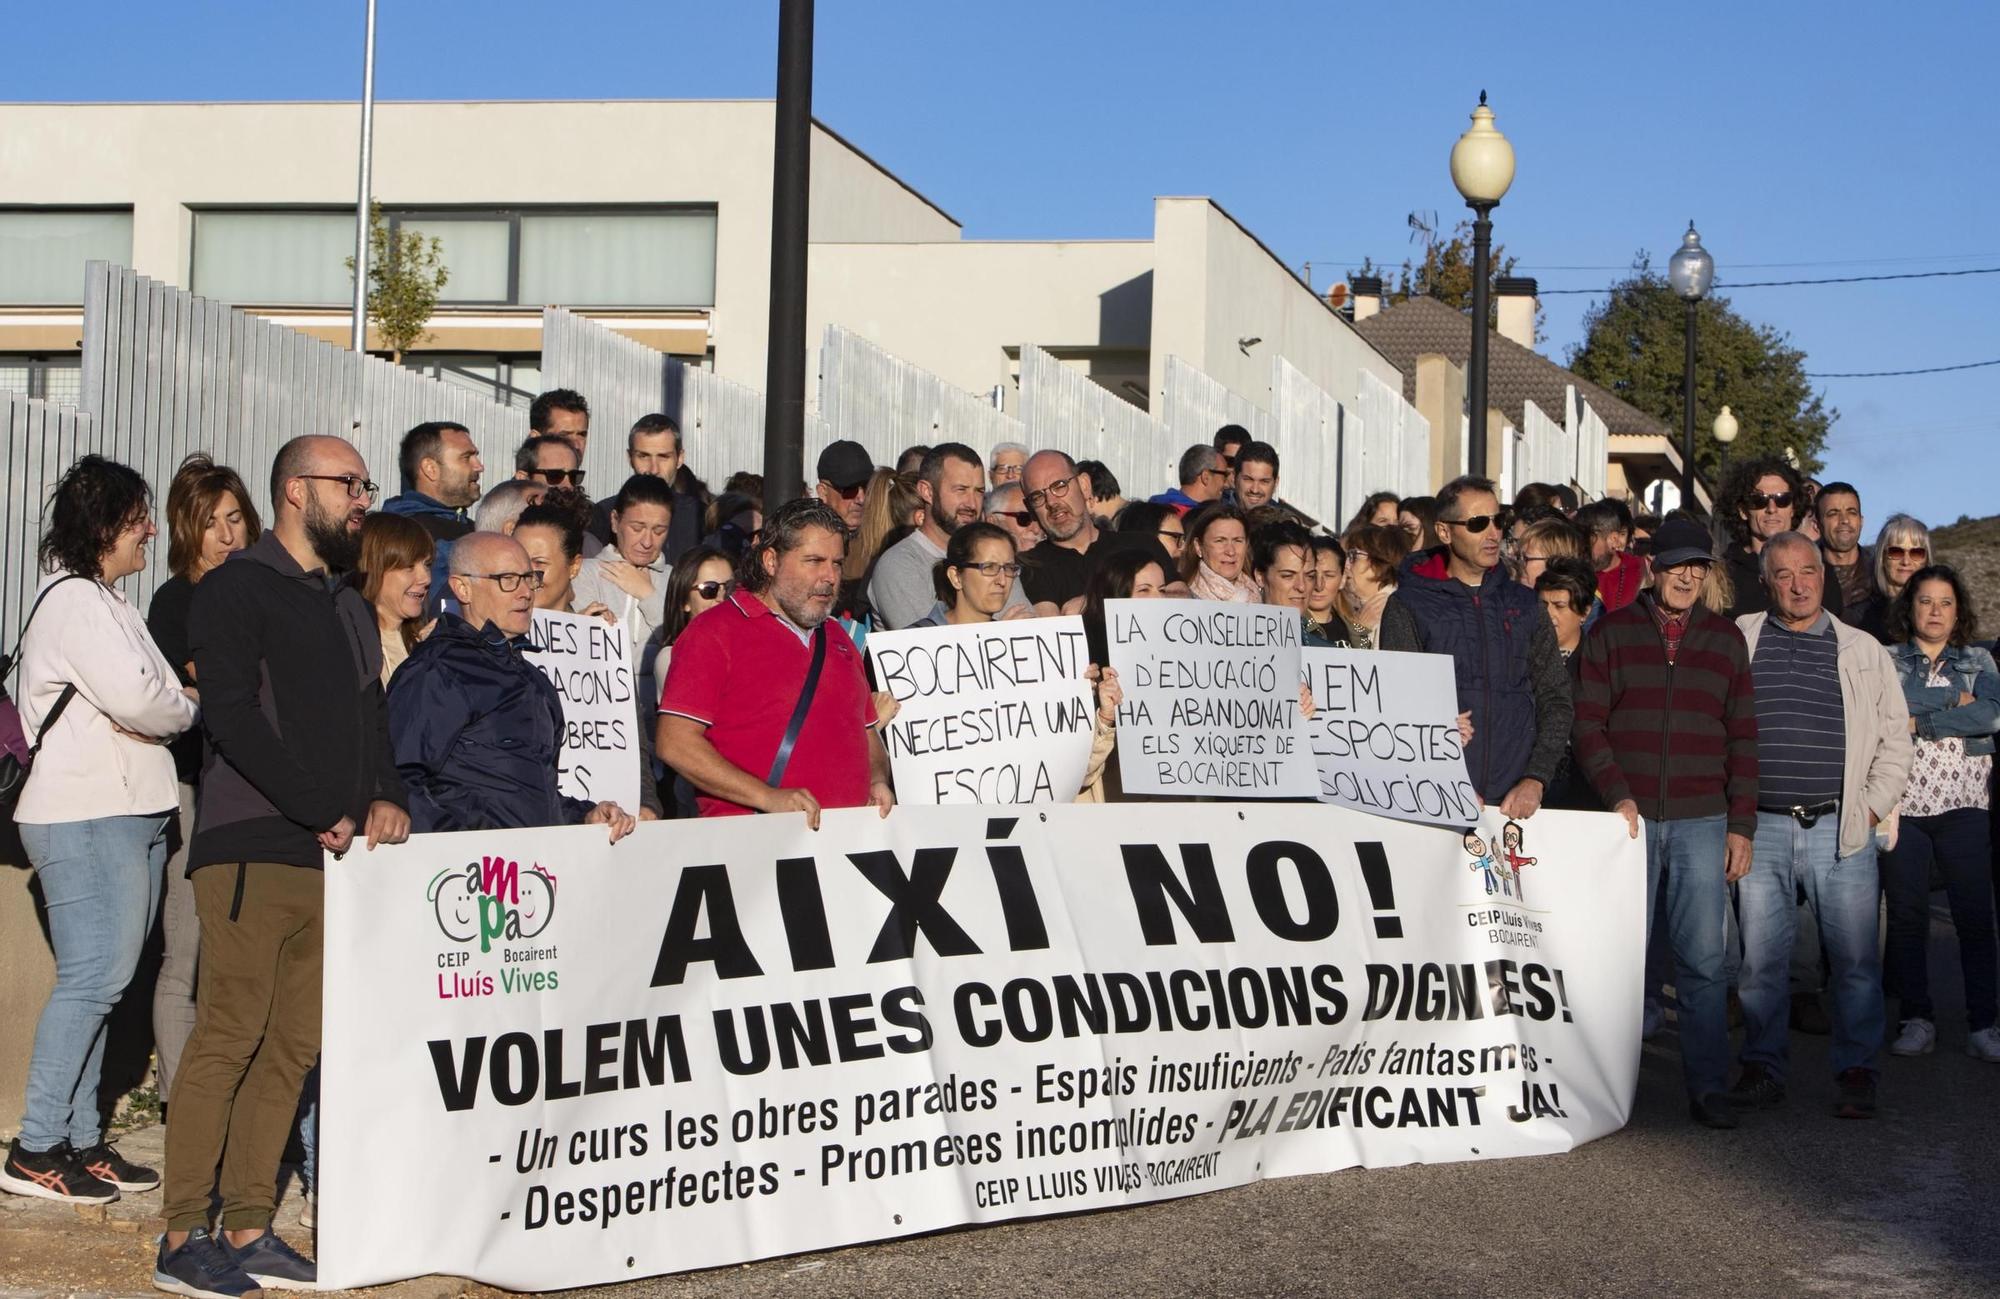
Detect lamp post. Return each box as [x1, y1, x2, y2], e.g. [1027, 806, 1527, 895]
[1450, 92, 1515, 480]
[1712, 404, 1738, 482]
[1667, 222, 1714, 510]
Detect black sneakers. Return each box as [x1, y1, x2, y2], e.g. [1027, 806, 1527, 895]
[1688, 1093, 1739, 1129]
[1834, 1067, 1878, 1119]
[0, 1138, 118, 1203]
[1726, 1063, 1787, 1109]
[225, 1229, 318, 1291]
[154, 1228, 262, 1299]
[78, 1139, 161, 1191]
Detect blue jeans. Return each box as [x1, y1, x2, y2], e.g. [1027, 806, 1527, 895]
[1738, 811, 1884, 1079]
[1882, 807, 1996, 1031]
[1643, 814, 1731, 1098]
[16, 814, 170, 1151]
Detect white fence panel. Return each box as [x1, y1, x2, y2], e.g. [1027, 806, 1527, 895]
[1574, 391, 1610, 501]
[74, 262, 526, 611]
[1, 393, 95, 632]
[1269, 357, 1342, 529]
[1017, 346, 1173, 505]
[1352, 370, 1434, 511]
[541, 307, 766, 493]
[1160, 355, 1273, 449]
[816, 325, 1023, 472]
[1519, 398, 1575, 494]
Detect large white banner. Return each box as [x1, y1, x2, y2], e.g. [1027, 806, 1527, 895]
[321, 804, 1642, 1291]
[1104, 599, 1318, 798]
[1304, 647, 1478, 826]
[528, 608, 640, 812]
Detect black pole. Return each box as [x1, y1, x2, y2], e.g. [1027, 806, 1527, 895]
[762, 0, 813, 512]
[1465, 203, 1495, 479]
[1680, 299, 1697, 512]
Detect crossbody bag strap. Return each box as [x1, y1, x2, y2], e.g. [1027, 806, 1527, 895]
[767, 623, 829, 787]
[8, 575, 90, 753]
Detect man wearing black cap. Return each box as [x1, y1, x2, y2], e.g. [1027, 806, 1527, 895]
[815, 440, 874, 533]
[1571, 516, 1760, 1130]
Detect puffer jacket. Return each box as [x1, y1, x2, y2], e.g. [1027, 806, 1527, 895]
[387, 612, 596, 833]
[1890, 641, 2000, 757]
[1396, 547, 1572, 801]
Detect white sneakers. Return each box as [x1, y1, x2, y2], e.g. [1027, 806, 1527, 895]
[1968, 1027, 2000, 1063]
[1890, 1018, 1936, 1056]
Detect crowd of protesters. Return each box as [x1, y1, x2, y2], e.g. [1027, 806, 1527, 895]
[0, 390, 1995, 1295]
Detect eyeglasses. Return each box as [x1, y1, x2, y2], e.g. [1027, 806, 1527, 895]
[1884, 545, 1928, 561]
[297, 473, 378, 500]
[1199, 467, 1229, 483]
[991, 510, 1036, 528]
[1155, 529, 1185, 544]
[1442, 514, 1498, 534]
[693, 579, 735, 600]
[1023, 475, 1076, 511]
[465, 571, 544, 593]
[827, 480, 867, 502]
[1521, 553, 1552, 565]
[1745, 492, 1795, 511]
[958, 561, 1023, 577]
[530, 468, 586, 486]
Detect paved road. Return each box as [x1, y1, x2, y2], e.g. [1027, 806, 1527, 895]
[581, 916, 2000, 1299]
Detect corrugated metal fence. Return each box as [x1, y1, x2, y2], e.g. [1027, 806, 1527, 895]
[68, 260, 528, 612]
[540, 307, 768, 493]
[1269, 358, 1343, 529]
[816, 325, 1024, 472]
[1353, 370, 1431, 508]
[1, 392, 95, 634]
[1016, 346, 1175, 506]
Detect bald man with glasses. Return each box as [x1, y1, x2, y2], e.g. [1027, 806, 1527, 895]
[387, 532, 636, 840]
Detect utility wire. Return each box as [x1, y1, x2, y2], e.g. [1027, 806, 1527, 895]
[1538, 265, 2000, 294]
[1805, 357, 2000, 379]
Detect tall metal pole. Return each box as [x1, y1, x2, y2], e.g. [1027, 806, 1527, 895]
[349, 0, 378, 355]
[1465, 203, 1495, 479]
[762, 0, 814, 511]
[1680, 300, 1698, 510]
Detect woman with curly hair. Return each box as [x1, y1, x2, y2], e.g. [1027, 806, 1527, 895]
[2, 456, 199, 1203]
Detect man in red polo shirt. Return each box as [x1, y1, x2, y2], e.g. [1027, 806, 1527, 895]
[657, 497, 893, 826]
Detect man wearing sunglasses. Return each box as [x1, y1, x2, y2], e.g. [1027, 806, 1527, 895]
[388, 531, 636, 842]
[1722, 457, 1842, 622]
[814, 439, 875, 532]
[1149, 444, 1229, 516]
[983, 482, 1044, 553]
[1398, 475, 1573, 821]
[513, 434, 585, 490]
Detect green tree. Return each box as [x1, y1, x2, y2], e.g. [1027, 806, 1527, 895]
[1351, 212, 1542, 341]
[344, 204, 449, 360]
[1567, 255, 1832, 482]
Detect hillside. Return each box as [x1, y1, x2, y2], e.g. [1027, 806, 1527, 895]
[1932, 513, 2000, 637]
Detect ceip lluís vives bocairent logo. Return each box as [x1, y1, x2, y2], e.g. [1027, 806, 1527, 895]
[427, 854, 561, 1000]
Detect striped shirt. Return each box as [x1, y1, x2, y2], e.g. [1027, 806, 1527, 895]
[1751, 611, 1845, 806]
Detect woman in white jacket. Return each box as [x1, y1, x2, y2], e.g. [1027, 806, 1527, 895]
[0, 456, 198, 1206]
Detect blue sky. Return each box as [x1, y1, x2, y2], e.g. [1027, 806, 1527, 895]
[17, 1, 1997, 525]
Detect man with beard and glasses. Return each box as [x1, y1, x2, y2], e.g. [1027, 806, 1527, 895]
[659, 497, 894, 824]
[1018, 449, 1168, 610]
[158, 435, 408, 1296]
[867, 442, 1029, 629]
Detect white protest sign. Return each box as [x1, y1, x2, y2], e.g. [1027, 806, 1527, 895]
[1304, 647, 1478, 826]
[868, 617, 1096, 804]
[528, 608, 640, 812]
[319, 803, 1642, 1291]
[1104, 599, 1317, 798]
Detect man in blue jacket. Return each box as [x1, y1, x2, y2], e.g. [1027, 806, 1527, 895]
[1397, 475, 1573, 819]
[388, 531, 636, 840]
[382, 421, 483, 617]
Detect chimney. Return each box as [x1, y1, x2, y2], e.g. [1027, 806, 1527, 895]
[1350, 274, 1383, 323]
[1495, 276, 1537, 348]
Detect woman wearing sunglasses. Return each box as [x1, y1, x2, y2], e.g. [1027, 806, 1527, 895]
[1856, 514, 1933, 645]
[908, 522, 1022, 628]
[653, 546, 737, 683]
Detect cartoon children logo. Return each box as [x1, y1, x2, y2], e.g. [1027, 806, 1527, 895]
[1500, 820, 1538, 903]
[427, 854, 557, 953]
[1464, 830, 1503, 896]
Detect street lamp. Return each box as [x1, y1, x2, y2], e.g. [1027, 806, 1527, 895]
[1667, 222, 1714, 510]
[1450, 91, 1515, 480]
[1712, 404, 1738, 479]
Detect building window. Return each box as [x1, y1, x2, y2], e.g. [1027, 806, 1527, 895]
[190, 206, 717, 309]
[0, 355, 84, 405]
[191, 210, 353, 305]
[0, 209, 134, 305]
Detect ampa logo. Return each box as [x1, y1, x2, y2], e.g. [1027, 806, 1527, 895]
[428, 855, 557, 953]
